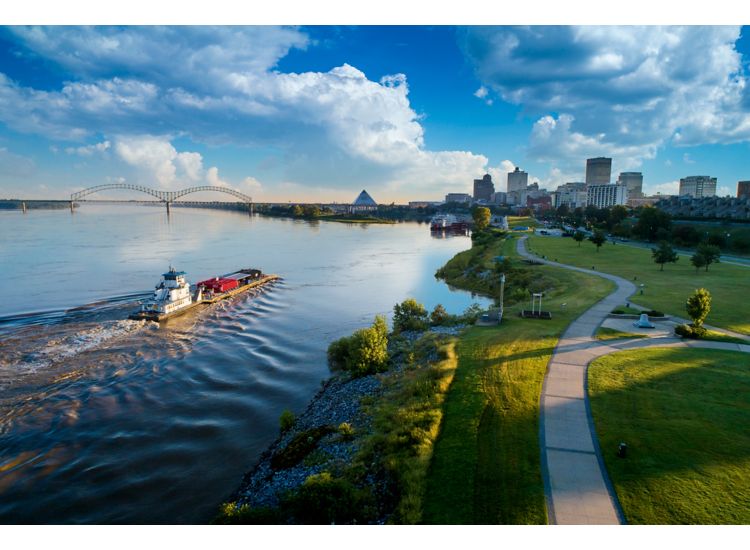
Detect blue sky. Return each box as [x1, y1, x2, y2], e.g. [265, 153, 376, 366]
[0, 25, 749, 202]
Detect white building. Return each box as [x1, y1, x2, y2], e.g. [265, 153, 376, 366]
[506, 167, 528, 205]
[445, 193, 473, 204]
[679, 176, 717, 198]
[554, 182, 588, 209]
[586, 184, 628, 208]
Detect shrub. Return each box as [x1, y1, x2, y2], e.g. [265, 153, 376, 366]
[460, 303, 484, 323]
[645, 309, 664, 317]
[338, 422, 355, 440]
[327, 316, 389, 376]
[271, 426, 335, 470]
[393, 298, 429, 332]
[686, 288, 712, 328]
[282, 472, 368, 524]
[675, 323, 707, 339]
[213, 502, 282, 524]
[279, 409, 296, 433]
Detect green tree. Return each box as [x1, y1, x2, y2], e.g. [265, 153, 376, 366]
[472, 206, 491, 231]
[686, 288, 711, 329]
[589, 229, 606, 252]
[393, 298, 429, 332]
[690, 252, 708, 273]
[430, 303, 450, 326]
[695, 243, 721, 271]
[651, 241, 679, 271]
[291, 204, 304, 217]
[573, 230, 585, 247]
[632, 206, 672, 241]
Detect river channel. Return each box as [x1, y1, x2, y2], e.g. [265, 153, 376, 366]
[0, 205, 488, 523]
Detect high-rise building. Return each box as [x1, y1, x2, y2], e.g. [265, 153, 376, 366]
[617, 172, 643, 199]
[507, 167, 528, 193]
[586, 184, 628, 208]
[737, 181, 750, 198]
[473, 174, 495, 202]
[679, 176, 717, 198]
[585, 157, 612, 185]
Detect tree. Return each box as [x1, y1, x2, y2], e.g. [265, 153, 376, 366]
[589, 229, 606, 252]
[686, 288, 711, 329]
[695, 243, 721, 271]
[690, 252, 707, 273]
[651, 241, 679, 271]
[430, 303, 450, 326]
[393, 298, 429, 332]
[472, 206, 491, 231]
[573, 230, 585, 246]
[291, 204, 304, 217]
[632, 206, 672, 241]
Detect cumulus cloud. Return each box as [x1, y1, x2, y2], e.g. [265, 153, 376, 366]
[461, 26, 750, 170]
[0, 26, 491, 199]
[65, 140, 110, 156]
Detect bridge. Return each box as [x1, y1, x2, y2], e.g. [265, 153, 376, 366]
[70, 184, 253, 214]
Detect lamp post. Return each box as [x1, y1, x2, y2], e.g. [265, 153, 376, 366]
[640, 283, 645, 295]
[499, 273, 505, 323]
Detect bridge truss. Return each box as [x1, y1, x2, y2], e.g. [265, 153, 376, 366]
[70, 184, 253, 213]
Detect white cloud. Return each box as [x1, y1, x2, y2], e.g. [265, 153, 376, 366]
[682, 153, 696, 164]
[648, 180, 680, 195]
[65, 140, 110, 156]
[474, 86, 488, 98]
[461, 26, 750, 169]
[0, 27, 492, 200]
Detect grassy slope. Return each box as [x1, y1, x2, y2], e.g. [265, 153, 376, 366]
[422, 236, 615, 524]
[527, 235, 750, 334]
[589, 348, 750, 524]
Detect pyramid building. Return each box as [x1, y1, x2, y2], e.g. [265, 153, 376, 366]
[350, 189, 378, 213]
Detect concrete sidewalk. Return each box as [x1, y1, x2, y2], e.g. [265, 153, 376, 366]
[515, 235, 750, 525]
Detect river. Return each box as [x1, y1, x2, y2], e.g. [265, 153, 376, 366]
[0, 205, 488, 524]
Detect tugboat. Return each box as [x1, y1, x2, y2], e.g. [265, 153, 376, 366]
[430, 213, 469, 233]
[130, 266, 198, 321]
[129, 266, 280, 321]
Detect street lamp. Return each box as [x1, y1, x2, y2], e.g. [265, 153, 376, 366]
[499, 273, 506, 323]
[640, 283, 645, 295]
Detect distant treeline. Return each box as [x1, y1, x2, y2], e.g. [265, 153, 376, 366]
[0, 199, 70, 210]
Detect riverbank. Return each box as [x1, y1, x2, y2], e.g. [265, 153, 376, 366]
[218, 327, 465, 524]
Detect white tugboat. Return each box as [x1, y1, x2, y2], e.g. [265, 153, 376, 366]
[130, 267, 200, 321]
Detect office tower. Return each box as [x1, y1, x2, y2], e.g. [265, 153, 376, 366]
[679, 176, 717, 198]
[473, 174, 495, 202]
[585, 157, 612, 185]
[617, 172, 643, 199]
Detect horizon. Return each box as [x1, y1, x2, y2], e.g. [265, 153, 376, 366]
[1, 25, 750, 203]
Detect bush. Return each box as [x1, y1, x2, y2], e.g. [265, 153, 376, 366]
[279, 409, 296, 432]
[271, 425, 335, 470]
[338, 422, 355, 440]
[213, 502, 282, 524]
[327, 316, 389, 376]
[282, 472, 368, 524]
[675, 323, 707, 339]
[393, 298, 429, 332]
[645, 309, 664, 317]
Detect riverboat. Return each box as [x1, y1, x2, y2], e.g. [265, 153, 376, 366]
[129, 266, 280, 321]
[430, 214, 469, 232]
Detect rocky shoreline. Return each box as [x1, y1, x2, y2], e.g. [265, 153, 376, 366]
[225, 324, 465, 524]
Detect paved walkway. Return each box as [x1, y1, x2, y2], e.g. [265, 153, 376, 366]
[515, 236, 750, 525]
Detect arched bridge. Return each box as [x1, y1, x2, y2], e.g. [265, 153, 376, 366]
[70, 184, 253, 213]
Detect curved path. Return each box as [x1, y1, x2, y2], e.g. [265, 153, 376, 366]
[516, 236, 750, 525]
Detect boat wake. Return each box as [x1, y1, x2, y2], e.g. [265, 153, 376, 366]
[14, 319, 154, 372]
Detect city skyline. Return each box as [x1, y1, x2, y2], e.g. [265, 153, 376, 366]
[1, 26, 750, 202]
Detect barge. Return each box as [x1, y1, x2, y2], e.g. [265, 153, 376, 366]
[129, 266, 280, 321]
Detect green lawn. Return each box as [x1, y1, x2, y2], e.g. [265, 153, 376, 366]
[589, 348, 750, 524]
[595, 327, 648, 341]
[528, 235, 750, 335]
[422, 240, 614, 524]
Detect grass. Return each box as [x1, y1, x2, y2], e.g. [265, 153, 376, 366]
[358, 332, 460, 524]
[528, 235, 750, 335]
[508, 216, 540, 229]
[422, 236, 615, 524]
[588, 347, 750, 524]
[595, 327, 648, 341]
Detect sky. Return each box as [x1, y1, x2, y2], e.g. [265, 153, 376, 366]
[1, 25, 750, 202]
